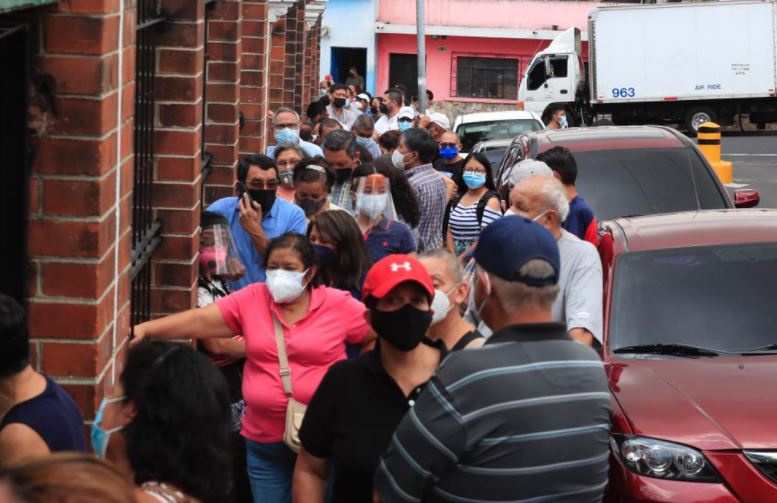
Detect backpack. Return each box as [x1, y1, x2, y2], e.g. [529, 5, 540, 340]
[442, 191, 500, 240]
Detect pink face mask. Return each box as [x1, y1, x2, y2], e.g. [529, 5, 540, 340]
[200, 246, 228, 274]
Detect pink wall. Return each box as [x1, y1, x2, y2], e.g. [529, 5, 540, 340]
[378, 0, 594, 31]
[377, 34, 589, 103]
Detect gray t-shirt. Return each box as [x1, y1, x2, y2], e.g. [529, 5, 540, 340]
[552, 229, 603, 341]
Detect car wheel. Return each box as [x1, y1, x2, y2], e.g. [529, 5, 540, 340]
[684, 108, 717, 137]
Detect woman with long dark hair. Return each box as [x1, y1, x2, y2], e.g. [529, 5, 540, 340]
[370, 158, 420, 228]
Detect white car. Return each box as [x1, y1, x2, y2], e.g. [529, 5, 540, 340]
[452, 110, 544, 152]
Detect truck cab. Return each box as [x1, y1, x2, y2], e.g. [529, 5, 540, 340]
[518, 28, 584, 124]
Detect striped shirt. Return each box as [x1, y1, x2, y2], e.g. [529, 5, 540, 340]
[375, 322, 611, 503]
[449, 200, 501, 255]
[405, 163, 448, 252]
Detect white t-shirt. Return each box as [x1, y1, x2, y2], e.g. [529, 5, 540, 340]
[552, 229, 604, 342]
[375, 114, 398, 135]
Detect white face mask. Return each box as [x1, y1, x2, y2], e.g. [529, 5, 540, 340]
[391, 149, 406, 170]
[504, 207, 516, 217]
[532, 210, 549, 223]
[430, 287, 457, 325]
[356, 193, 389, 220]
[266, 268, 308, 303]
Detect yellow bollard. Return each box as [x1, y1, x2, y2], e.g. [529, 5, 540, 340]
[697, 122, 733, 184]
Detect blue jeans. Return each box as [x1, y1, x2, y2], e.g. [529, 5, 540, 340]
[245, 439, 297, 503]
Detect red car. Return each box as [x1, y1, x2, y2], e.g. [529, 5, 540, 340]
[601, 209, 777, 502]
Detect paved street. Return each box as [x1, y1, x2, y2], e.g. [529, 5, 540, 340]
[720, 133, 777, 208]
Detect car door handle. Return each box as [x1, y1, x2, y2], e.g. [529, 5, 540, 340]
[560, 89, 568, 94]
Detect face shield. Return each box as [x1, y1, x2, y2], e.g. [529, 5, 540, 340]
[353, 174, 392, 221]
[200, 219, 243, 278]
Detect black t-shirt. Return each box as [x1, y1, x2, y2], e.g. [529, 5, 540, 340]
[299, 339, 447, 503]
[433, 157, 467, 194]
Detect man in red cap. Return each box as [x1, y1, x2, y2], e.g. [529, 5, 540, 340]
[293, 254, 447, 503]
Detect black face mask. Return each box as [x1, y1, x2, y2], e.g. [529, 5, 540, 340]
[335, 168, 352, 184]
[370, 106, 379, 115]
[333, 97, 347, 108]
[371, 304, 432, 351]
[379, 104, 389, 114]
[247, 189, 276, 215]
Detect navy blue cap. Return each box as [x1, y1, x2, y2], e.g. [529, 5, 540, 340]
[474, 216, 560, 286]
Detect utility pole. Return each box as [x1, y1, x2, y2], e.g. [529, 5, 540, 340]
[416, 0, 427, 113]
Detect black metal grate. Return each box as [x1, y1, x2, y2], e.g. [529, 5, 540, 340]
[130, 0, 164, 326]
[456, 56, 519, 100]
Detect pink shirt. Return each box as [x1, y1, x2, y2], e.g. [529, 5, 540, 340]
[216, 283, 370, 443]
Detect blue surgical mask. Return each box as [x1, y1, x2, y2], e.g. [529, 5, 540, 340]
[275, 127, 299, 146]
[463, 172, 486, 190]
[398, 121, 412, 132]
[355, 136, 373, 147]
[559, 115, 568, 129]
[439, 145, 458, 161]
[356, 193, 389, 220]
[90, 396, 126, 458]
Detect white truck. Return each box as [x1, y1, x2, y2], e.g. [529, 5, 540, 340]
[518, 0, 777, 134]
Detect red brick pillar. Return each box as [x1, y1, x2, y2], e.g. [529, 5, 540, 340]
[26, 0, 135, 417]
[268, 16, 286, 118]
[151, 1, 206, 318]
[311, 17, 322, 101]
[293, 2, 305, 114]
[203, 0, 243, 204]
[241, 0, 269, 158]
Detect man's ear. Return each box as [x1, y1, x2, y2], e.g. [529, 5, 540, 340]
[552, 171, 562, 181]
[453, 282, 469, 306]
[353, 150, 361, 163]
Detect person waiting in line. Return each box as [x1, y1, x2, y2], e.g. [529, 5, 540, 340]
[266, 107, 323, 158]
[93, 341, 231, 503]
[501, 159, 554, 206]
[131, 233, 374, 503]
[419, 249, 485, 351]
[350, 164, 416, 263]
[355, 92, 371, 114]
[370, 158, 421, 231]
[207, 154, 306, 290]
[396, 106, 416, 132]
[293, 254, 445, 503]
[375, 217, 611, 503]
[374, 89, 403, 135]
[306, 101, 325, 125]
[326, 84, 359, 130]
[509, 175, 603, 348]
[351, 114, 382, 159]
[393, 128, 449, 252]
[0, 294, 86, 467]
[299, 122, 315, 143]
[370, 96, 387, 122]
[542, 103, 568, 130]
[0, 453, 138, 503]
[537, 146, 599, 246]
[292, 157, 344, 221]
[443, 152, 502, 257]
[418, 111, 450, 142]
[433, 130, 467, 194]
[377, 129, 400, 158]
[313, 117, 342, 147]
[307, 210, 371, 300]
[345, 66, 365, 93]
[273, 145, 309, 202]
[196, 211, 251, 503]
[323, 130, 361, 212]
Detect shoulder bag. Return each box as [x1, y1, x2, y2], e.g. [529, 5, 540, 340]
[272, 312, 306, 453]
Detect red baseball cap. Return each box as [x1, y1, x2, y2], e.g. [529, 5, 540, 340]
[362, 254, 435, 302]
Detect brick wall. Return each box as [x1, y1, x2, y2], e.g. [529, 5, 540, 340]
[237, 0, 269, 165]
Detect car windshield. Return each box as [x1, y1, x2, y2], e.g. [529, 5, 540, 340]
[572, 148, 728, 220]
[609, 242, 777, 355]
[458, 119, 542, 151]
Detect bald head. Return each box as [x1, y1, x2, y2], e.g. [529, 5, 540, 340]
[439, 131, 460, 146]
[509, 175, 569, 235]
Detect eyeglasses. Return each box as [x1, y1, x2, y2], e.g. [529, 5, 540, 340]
[274, 123, 298, 130]
[464, 168, 487, 175]
[439, 143, 457, 148]
[398, 118, 413, 124]
[246, 180, 279, 190]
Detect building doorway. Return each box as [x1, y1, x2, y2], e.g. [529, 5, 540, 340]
[0, 24, 30, 303]
[389, 53, 418, 105]
[330, 47, 366, 87]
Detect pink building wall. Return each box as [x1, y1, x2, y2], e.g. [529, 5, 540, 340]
[378, 0, 594, 31]
[377, 34, 589, 103]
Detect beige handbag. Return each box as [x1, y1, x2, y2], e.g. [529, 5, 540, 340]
[272, 312, 306, 453]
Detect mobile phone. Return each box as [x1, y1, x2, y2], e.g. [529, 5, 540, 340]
[236, 182, 247, 199]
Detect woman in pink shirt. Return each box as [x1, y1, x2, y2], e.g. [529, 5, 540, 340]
[131, 232, 373, 503]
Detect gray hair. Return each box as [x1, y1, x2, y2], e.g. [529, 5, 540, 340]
[322, 130, 357, 157]
[272, 144, 307, 161]
[419, 248, 463, 284]
[352, 114, 375, 132]
[520, 175, 569, 223]
[483, 260, 559, 312]
[273, 107, 300, 126]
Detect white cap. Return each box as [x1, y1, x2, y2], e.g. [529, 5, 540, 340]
[428, 112, 451, 131]
[398, 106, 417, 120]
[507, 159, 553, 188]
[357, 93, 371, 101]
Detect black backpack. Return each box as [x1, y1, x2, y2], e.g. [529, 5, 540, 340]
[442, 191, 500, 240]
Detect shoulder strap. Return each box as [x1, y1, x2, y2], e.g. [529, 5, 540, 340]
[271, 312, 293, 397]
[476, 191, 500, 226]
[442, 194, 464, 240]
[452, 330, 485, 351]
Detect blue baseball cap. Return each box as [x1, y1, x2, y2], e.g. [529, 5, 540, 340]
[473, 216, 560, 286]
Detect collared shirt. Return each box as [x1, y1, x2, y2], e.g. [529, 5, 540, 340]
[326, 104, 359, 130]
[206, 196, 306, 290]
[553, 229, 604, 342]
[364, 218, 416, 263]
[405, 163, 448, 252]
[329, 180, 354, 212]
[265, 140, 323, 159]
[375, 322, 611, 503]
[300, 339, 447, 503]
[216, 284, 371, 443]
[375, 114, 398, 135]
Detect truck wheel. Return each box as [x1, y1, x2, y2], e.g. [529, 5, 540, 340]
[684, 108, 716, 136]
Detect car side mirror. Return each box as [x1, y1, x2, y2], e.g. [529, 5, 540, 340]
[734, 189, 760, 208]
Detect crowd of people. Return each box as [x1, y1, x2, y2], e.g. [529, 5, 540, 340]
[0, 76, 611, 503]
